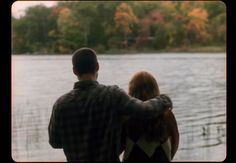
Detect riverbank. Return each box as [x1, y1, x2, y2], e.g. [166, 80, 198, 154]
[103, 45, 226, 54]
[13, 45, 226, 55]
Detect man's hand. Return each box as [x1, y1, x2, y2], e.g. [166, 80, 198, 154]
[160, 94, 173, 111]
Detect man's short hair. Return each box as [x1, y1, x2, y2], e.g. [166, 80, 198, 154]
[72, 47, 98, 75]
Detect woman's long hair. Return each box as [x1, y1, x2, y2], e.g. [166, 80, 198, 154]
[127, 71, 168, 142]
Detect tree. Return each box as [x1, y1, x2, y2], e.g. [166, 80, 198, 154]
[55, 6, 83, 53]
[114, 2, 138, 48]
[186, 8, 210, 44]
[12, 5, 58, 53]
[204, 1, 226, 45]
[12, 17, 31, 53]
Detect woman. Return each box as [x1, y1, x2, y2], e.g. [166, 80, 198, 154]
[120, 71, 179, 162]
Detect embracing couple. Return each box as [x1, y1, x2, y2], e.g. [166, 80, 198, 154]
[48, 47, 179, 162]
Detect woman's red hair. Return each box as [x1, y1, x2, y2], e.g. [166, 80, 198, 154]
[127, 71, 168, 141]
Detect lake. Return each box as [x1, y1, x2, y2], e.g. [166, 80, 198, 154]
[12, 53, 226, 161]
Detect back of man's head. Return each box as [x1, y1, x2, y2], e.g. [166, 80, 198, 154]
[72, 47, 98, 76]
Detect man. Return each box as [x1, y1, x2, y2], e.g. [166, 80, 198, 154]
[48, 47, 172, 161]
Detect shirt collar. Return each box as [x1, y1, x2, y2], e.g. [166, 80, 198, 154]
[73, 80, 99, 89]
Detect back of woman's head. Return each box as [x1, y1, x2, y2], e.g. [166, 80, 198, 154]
[127, 71, 168, 142]
[128, 71, 160, 100]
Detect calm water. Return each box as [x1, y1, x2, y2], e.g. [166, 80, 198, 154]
[12, 53, 226, 161]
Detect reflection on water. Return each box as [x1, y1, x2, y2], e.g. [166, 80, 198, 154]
[12, 53, 226, 161]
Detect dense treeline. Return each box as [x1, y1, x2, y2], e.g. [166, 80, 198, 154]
[12, 1, 226, 54]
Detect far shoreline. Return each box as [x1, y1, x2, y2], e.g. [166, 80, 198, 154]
[12, 45, 226, 55]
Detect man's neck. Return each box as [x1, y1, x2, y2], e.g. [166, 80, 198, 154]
[78, 73, 97, 81]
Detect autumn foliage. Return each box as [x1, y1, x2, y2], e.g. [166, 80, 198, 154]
[115, 2, 138, 35]
[12, 1, 226, 54]
[187, 8, 210, 43]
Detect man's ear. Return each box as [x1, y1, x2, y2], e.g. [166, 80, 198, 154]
[96, 63, 99, 71]
[73, 67, 79, 76]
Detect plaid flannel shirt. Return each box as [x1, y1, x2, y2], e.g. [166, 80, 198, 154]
[48, 80, 172, 161]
